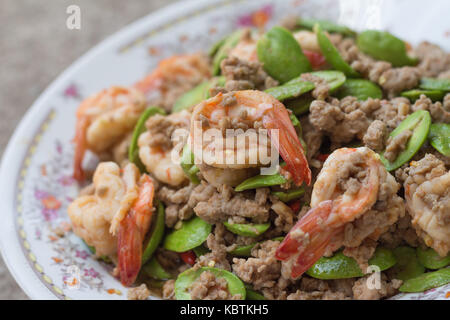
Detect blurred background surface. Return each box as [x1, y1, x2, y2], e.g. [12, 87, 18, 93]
[0, 0, 177, 299]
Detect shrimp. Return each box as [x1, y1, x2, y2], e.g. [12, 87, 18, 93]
[135, 53, 211, 111]
[138, 110, 191, 187]
[117, 173, 155, 286]
[404, 155, 450, 257]
[68, 162, 155, 286]
[228, 30, 259, 62]
[190, 90, 311, 187]
[73, 87, 146, 181]
[276, 147, 398, 279]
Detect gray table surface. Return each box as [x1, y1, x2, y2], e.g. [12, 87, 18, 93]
[0, 0, 177, 300]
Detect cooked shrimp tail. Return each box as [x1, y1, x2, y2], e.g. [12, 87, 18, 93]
[117, 175, 155, 286]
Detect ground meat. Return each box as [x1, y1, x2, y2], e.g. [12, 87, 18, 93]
[194, 184, 269, 224]
[438, 69, 450, 79]
[363, 120, 387, 151]
[300, 116, 323, 166]
[384, 129, 412, 162]
[232, 240, 282, 291]
[300, 73, 329, 99]
[378, 67, 421, 97]
[156, 248, 183, 274]
[379, 215, 423, 248]
[415, 41, 450, 77]
[162, 280, 176, 300]
[309, 97, 371, 144]
[188, 271, 241, 300]
[127, 284, 150, 300]
[270, 199, 295, 233]
[220, 55, 278, 92]
[195, 224, 231, 271]
[343, 239, 377, 272]
[352, 274, 402, 300]
[411, 94, 450, 123]
[371, 97, 411, 130]
[158, 184, 195, 227]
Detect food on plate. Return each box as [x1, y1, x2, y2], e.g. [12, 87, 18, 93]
[68, 17, 450, 300]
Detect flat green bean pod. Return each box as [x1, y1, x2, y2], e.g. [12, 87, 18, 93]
[399, 268, 450, 293]
[315, 24, 359, 78]
[285, 95, 314, 115]
[246, 288, 266, 300]
[265, 78, 315, 101]
[142, 202, 165, 264]
[401, 89, 446, 102]
[357, 30, 418, 67]
[380, 110, 431, 171]
[294, 18, 356, 37]
[209, 34, 229, 57]
[163, 217, 212, 252]
[309, 70, 346, 92]
[419, 77, 450, 92]
[306, 248, 396, 280]
[257, 26, 312, 83]
[212, 30, 243, 75]
[143, 257, 172, 280]
[223, 222, 270, 238]
[272, 188, 305, 202]
[416, 247, 450, 270]
[335, 79, 383, 101]
[391, 246, 425, 281]
[128, 106, 166, 172]
[175, 267, 246, 300]
[180, 145, 201, 184]
[83, 241, 112, 264]
[428, 123, 450, 157]
[234, 173, 287, 192]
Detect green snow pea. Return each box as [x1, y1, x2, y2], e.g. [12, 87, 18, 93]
[209, 34, 229, 57]
[265, 78, 315, 101]
[356, 30, 418, 67]
[417, 247, 450, 270]
[357, 30, 418, 67]
[246, 288, 266, 300]
[175, 267, 246, 300]
[309, 70, 346, 92]
[401, 89, 446, 102]
[229, 237, 283, 257]
[234, 173, 287, 192]
[399, 268, 450, 293]
[391, 246, 425, 281]
[143, 257, 172, 280]
[163, 217, 212, 252]
[142, 202, 165, 264]
[272, 188, 305, 202]
[315, 24, 359, 78]
[129, 107, 166, 172]
[257, 26, 312, 83]
[335, 79, 383, 101]
[428, 123, 450, 157]
[223, 222, 270, 238]
[419, 77, 450, 92]
[306, 248, 396, 280]
[173, 81, 210, 112]
[380, 110, 431, 171]
[285, 95, 314, 116]
[294, 18, 356, 37]
[180, 145, 200, 184]
[212, 30, 243, 75]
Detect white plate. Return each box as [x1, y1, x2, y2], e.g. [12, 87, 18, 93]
[1, 0, 449, 300]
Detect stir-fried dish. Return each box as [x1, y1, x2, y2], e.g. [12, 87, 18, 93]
[68, 16, 450, 300]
